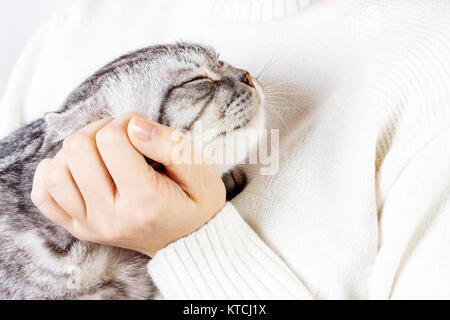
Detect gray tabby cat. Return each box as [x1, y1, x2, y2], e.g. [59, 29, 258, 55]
[0, 43, 265, 299]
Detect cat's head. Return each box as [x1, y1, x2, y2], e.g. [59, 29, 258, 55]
[46, 43, 265, 173]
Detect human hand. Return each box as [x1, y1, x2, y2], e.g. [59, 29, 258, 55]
[31, 112, 226, 257]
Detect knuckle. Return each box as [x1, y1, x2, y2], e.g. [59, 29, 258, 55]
[101, 227, 114, 241]
[203, 177, 226, 213]
[215, 182, 227, 209]
[70, 222, 88, 241]
[130, 203, 157, 228]
[142, 214, 157, 230]
[63, 132, 91, 155]
[103, 225, 124, 241]
[95, 125, 124, 149]
[43, 164, 65, 189]
[30, 188, 45, 207]
[216, 178, 227, 199]
[143, 206, 161, 227]
[94, 215, 121, 241]
[164, 130, 188, 166]
[172, 130, 188, 147]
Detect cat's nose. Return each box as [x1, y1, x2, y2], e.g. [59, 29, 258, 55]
[241, 72, 255, 88]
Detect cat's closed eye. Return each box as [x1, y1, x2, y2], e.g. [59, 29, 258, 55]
[189, 75, 213, 83]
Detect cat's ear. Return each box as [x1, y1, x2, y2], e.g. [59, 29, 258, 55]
[44, 106, 93, 142]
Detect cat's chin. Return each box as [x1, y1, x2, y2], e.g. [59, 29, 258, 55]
[203, 106, 266, 176]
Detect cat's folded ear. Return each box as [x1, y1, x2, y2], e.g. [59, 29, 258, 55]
[44, 106, 98, 142]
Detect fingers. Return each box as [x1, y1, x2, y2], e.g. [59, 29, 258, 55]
[64, 118, 116, 207]
[31, 112, 227, 256]
[95, 113, 158, 199]
[127, 117, 221, 201]
[45, 152, 87, 222]
[31, 159, 73, 229]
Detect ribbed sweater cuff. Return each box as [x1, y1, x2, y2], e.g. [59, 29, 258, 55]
[147, 203, 311, 299]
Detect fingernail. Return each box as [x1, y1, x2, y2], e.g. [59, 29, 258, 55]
[130, 118, 158, 141]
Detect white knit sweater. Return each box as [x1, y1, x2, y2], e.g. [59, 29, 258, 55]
[1, 0, 450, 299]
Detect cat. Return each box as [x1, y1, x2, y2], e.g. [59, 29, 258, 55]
[0, 43, 265, 299]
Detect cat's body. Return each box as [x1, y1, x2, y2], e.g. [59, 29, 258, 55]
[0, 43, 265, 299]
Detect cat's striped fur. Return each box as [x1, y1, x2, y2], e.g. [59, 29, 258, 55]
[0, 43, 265, 299]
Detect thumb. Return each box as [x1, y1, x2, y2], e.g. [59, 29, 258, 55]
[127, 117, 218, 199]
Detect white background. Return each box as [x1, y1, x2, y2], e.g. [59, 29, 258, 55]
[0, 0, 72, 97]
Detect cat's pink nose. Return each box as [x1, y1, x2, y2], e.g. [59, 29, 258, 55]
[241, 72, 255, 88]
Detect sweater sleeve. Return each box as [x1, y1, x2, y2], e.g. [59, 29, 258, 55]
[147, 202, 313, 299]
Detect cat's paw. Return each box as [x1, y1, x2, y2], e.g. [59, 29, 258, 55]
[222, 167, 248, 201]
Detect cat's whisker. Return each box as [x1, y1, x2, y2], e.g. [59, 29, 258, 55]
[264, 91, 300, 96]
[266, 104, 288, 115]
[265, 101, 290, 110]
[265, 96, 295, 103]
[262, 80, 294, 89]
[264, 96, 300, 105]
[267, 105, 294, 112]
[255, 57, 274, 80]
[228, 107, 247, 118]
[266, 110, 288, 129]
[266, 98, 298, 111]
[209, 118, 222, 130]
[265, 102, 289, 129]
[211, 118, 227, 131]
[265, 94, 297, 102]
[263, 80, 293, 86]
[105, 108, 114, 117]
[265, 98, 298, 109]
